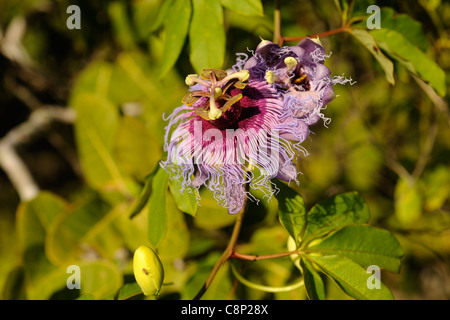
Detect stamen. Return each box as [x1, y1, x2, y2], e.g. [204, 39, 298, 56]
[185, 74, 211, 88]
[208, 88, 222, 120]
[217, 70, 249, 87]
[265, 70, 279, 84]
[284, 57, 298, 73]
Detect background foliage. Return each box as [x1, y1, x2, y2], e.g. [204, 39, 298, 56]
[0, 0, 449, 300]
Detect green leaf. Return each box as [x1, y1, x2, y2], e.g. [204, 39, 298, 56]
[308, 225, 403, 273]
[116, 282, 143, 300]
[189, 0, 225, 73]
[273, 180, 306, 246]
[168, 176, 198, 217]
[306, 255, 394, 300]
[219, 0, 263, 16]
[16, 192, 67, 280]
[160, 0, 192, 77]
[78, 261, 123, 300]
[300, 258, 325, 300]
[421, 165, 450, 212]
[129, 166, 159, 219]
[148, 166, 169, 247]
[194, 188, 236, 229]
[347, 28, 395, 85]
[370, 28, 446, 97]
[132, 0, 168, 39]
[72, 93, 133, 195]
[158, 191, 190, 260]
[46, 197, 112, 265]
[108, 1, 136, 49]
[378, 8, 428, 52]
[302, 192, 370, 244]
[115, 116, 162, 181]
[394, 178, 422, 226]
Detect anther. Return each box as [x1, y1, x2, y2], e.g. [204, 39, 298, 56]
[265, 70, 279, 84]
[284, 57, 298, 73]
[217, 70, 250, 87]
[185, 74, 211, 88]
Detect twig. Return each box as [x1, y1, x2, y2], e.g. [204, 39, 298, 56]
[230, 250, 299, 261]
[281, 26, 349, 46]
[273, 0, 282, 46]
[193, 191, 248, 300]
[0, 107, 76, 200]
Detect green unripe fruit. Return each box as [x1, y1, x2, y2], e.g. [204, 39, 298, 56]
[133, 245, 164, 298]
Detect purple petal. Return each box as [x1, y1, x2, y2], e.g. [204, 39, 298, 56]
[276, 116, 309, 142]
[297, 38, 326, 63]
[225, 180, 246, 215]
[276, 157, 298, 181]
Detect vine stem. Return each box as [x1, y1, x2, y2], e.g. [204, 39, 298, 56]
[193, 194, 248, 300]
[273, 0, 282, 45]
[280, 26, 350, 46]
[230, 250, 300, 261]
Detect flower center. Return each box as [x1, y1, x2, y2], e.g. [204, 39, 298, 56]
[182, 69, 250, 121]
[265, 57, 309, 91]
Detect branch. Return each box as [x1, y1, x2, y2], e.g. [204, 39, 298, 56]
[193, 189, 248, 300]
[281, 26, 349, 45]
[273, 0, 282, 46]
[0, 107, 76, 201]
[230, 250, 300, 261]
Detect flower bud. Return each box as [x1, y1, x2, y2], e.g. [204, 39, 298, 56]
[133, 245, 164, 297]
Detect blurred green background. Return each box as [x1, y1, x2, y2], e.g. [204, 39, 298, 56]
[0, 0, 449, 299]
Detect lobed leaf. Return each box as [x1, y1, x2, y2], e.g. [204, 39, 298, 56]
[302, 191, 370, 244]
[371, 28, 446, 97]
[347, 28, 395, 85]
[306, 255, 394, 300]
[308, 225, 403, 273]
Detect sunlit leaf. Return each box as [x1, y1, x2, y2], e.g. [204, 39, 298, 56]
[78, 261, 122, 299]
[308, 225, 403, 273]
[394, 178, 422, 226]
[302, 192, 370, 244]
[273, 180, 306, 246]
[148, 167, 169, 247]
[220, 0, 263, 16]
[72, 93, 134, 195]
[194, 188, 236, 229]
[300, 258, 325, 300]
[16, 192, 67, 279]
[189, 0, 225, 73]
[114, 116, 162, 181]
[306, 255, 394, 300]
[371, 28, 446, 96]
[158, 191, 190, 260]
[347, 28, 395, 85]
[160, 0, 192, 77]
[117, 282, 142, 300]
[168, 176, 198, 217]
[46, 197, 111, 265]
[378, 8, 428, 52]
